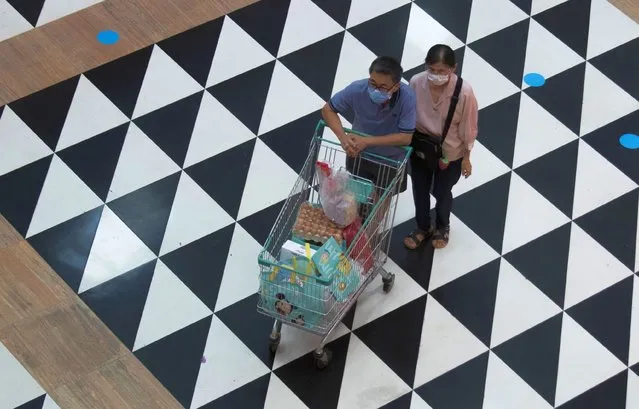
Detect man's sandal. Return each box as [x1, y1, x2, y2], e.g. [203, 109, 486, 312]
[432, 226, 450, 249]
[403, 227, 434, 250]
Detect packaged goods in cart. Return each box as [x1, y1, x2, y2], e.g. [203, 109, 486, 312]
[316, 161, 359, 227]
[280, 240, 317, 276]
[342, 217, 374, 274]
[311, 237, 348, 280]
[293, 202, 344, 245]
[260, 266, 333, 330]
[312, 237, 361, 301]
[332, 260, 361, 302]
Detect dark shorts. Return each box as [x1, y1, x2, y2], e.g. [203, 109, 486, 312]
[345, 155, 408, 195]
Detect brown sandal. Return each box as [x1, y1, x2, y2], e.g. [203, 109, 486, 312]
[432, 226, 450, 249]
[404, 227, 434, 250]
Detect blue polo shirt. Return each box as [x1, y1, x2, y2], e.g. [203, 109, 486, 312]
[328, 79, 416, 161]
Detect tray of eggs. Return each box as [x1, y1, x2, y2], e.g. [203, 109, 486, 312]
[293, 203, 344, 245]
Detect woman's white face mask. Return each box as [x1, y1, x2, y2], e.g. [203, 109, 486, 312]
[426, 70, 449, 86]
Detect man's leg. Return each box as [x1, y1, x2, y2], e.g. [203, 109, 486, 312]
[404, 155, 435, 249]
[432, 159, 462, 248]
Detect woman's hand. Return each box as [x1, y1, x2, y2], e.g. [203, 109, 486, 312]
[462, 158, 472, 178]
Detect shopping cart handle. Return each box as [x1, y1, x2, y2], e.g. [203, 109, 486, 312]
[314, 119, 412, 152]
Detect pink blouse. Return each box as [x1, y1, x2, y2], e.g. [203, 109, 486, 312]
[409, 72, 479, 161]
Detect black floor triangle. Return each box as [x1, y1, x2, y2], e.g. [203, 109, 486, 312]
[632, 363, 639, 376]
[84, 46, 153, 118]
[0, 155, 52, 236]
[14, 394, 46, 409]
[415, 351, 489, 409]
[216, 293, 275, 368]
[380, 392, 412, 409]
[453, 173, 511, 254]
[157, 18, 224, 87]
[566, 276, 634, 364]
[133, 91, 203, 167]
[185, 139, 256, 220]
[509, 0, 532, 14]
[80, 259, 156, 349]
[413, 0, 473, 43]
[259, 110, 322, 173]
[6, 0, 45, 27]
[229, 0, 291, 56]
[160, 224, 235, 311]
[582, 110, 639, 185]
[199, 373, 270, 409]
[279, 33, 344, 101]
[430, 260, 500, 346]
[468, 19, 529, 87]
[515, 139, 578, 218]
[9, 76, 80, 151]
[274, 333, 351, 409]
[238, 198, 287, 246]
[348, 4, 411, 62]
[207, 62, 275, 134]
[403, 65, 423, 82]
[57, 123, 128, 201]
[524, 62, 585, 135]
[354, 295, 427, 386]
[28, 205, 103, 293]
[556, 369, 627, 409]
[503, 223, 571, 308]
[107, 172, 181, 255]
[533, 0, 591, 58]
[134, 315, 212, 408]
[589, 38, 639, 101]
[574, 189, 638, 271]
[477, 92, 520, 168]
[388, 219, 435, 292]
[493, 313, 562, 405]
[311, 0, 351, 27]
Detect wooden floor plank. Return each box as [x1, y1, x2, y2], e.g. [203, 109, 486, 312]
[0, 0, 258, 105]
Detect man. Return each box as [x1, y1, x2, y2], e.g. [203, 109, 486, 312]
[321, 56, 416, 194]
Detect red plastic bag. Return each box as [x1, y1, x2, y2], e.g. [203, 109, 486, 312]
[343, 217, 374, 274]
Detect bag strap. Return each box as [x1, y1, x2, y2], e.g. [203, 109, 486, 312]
[441, 76, 463, 143]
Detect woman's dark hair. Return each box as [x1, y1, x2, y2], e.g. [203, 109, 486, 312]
[425, 44, 456, 67]
[369, 56, 403, 83]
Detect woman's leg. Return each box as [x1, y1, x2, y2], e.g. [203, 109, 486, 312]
[404, 155, 435, 249]
[432, 159, 462, 248]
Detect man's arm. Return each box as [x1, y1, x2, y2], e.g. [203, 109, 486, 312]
[321, 103, 348, 143]
[363, 132, 413, 147]
[322, 82, 358, 144]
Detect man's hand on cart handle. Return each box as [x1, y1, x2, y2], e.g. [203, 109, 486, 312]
[339, 133, 361, 157]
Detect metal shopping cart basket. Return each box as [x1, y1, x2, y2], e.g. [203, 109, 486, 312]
[256, 120, 411, 369]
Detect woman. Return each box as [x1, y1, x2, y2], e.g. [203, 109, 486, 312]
[404, 44, 479, 250]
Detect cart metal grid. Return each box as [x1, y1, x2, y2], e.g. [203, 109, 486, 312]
[256, 120, 411, 369]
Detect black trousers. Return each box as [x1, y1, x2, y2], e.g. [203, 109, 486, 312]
[410, 155, 462, 231]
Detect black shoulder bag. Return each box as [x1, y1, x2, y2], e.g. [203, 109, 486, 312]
[411, 76, 464, 169]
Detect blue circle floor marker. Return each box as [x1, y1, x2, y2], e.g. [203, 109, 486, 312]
[524, 72, 545, 87]
[619, 133, 639, 149]
[97, 30, 119, 45]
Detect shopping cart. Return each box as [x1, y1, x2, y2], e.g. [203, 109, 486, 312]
[256, 119, 411, 369]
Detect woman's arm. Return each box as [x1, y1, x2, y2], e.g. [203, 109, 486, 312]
[460, 86, 479, 161]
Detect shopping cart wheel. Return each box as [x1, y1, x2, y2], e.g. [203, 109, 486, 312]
[313, 348, 332, 370]
[382, 273, 395, 293]
[269, 333, 281, 354]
